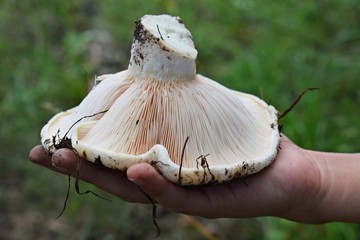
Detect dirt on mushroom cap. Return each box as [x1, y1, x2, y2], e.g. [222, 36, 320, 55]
[40, 14, 280, 185]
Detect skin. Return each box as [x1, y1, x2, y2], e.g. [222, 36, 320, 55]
[29, 136, 360, 223]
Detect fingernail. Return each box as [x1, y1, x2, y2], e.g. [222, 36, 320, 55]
[128, 177, 144, 186]
[52, 154, 68, 172]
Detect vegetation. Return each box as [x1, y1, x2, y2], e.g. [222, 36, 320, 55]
[1, 0, 359, 239]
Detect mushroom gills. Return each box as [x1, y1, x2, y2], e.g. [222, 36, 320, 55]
[40, 14, 280, 185]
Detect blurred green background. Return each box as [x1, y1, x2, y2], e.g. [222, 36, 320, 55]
[1, 0, 359, 239]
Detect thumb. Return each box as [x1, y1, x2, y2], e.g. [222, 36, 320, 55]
[127, 164, 220, 217]
[127, 163, 171, 195]
[127, 163, 191, 212]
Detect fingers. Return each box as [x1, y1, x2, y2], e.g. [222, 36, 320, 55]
[29, 145, 148, 203]
[52, 148, 149, 203]
[30, 146, 278, 218]
[127, 162, 288, 219]
[127, 163, 219, 217]
[29, 145, 50, 164]
[29, 145, 63, 174]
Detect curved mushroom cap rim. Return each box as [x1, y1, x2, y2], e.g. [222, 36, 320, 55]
[71, 122, 280, 185]
[40, 77, 280, 186]
[40, 89, 280, 185]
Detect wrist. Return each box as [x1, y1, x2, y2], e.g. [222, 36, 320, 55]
[313, 151, 360, 223]
[266, 139, 325, 223]
[299, 150, 360, 223]
[281, 149, 324, 223]
[289, 149, 330, 223]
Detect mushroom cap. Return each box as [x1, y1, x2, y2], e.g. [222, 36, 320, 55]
[41, 14, 280, 185]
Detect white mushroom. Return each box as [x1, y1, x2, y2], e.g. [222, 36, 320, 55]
[41, 14, 280, 185]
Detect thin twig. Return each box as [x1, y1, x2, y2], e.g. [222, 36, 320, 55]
[178, 136, 190, 185]
[156, 24, 164, 40]
[74, 154, 111, 202]
[56, 174, 71, 219]
[53, 110, 111, 218]
[180, 214, 219, 240]
[63, 110, 108, 139]
[278, 88, 319, 120]
[137, 186, 161, 238]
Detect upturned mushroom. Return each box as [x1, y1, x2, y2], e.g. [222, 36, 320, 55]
[41, 14, 280, 186]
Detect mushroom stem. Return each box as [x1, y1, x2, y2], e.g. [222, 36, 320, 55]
[128, 15, 198, 82]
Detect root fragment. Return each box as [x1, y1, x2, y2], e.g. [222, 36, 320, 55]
[56, 174, 71, 219]
[278, 88, 319, 120]
[196, 154, 215, 183]
[178, 136, 190, 185]
[137, 186, 161, 238]
[53, 110, 111, 218]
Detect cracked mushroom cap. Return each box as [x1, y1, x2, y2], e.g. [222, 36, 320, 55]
[41, 14, 280, 185]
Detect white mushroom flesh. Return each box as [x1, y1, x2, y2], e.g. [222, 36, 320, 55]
[41, 14, 280, 185]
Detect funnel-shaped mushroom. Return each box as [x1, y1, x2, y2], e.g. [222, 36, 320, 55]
[41, 14, 280, 185]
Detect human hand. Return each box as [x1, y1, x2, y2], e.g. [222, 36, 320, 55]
[29, 136, 323, 223]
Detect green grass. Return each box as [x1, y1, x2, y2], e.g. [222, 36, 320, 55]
[1, 0, 359, 239]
